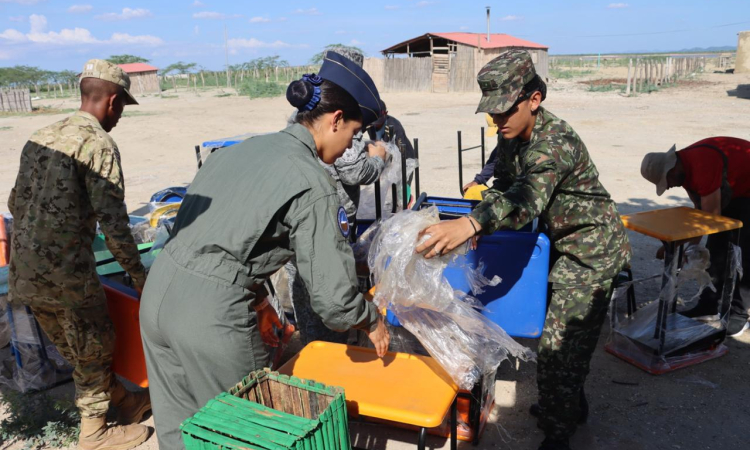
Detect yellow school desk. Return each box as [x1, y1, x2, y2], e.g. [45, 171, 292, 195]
[621, 206, 743, 356]
[278, 341, 458, 450]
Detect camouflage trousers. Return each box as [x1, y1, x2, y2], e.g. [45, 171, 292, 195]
[28, 298, 115, 419]
[284, 260, 348, 345]
[537, 279, 615, 440]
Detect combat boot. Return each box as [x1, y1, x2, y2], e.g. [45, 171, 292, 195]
[529, 387, 588, 424]
[111, 381, 152, 424]
[78, 416, 149, 450]
[538, 437, 571, 450]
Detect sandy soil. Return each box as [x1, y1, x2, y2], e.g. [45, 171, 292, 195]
[1, 65, 749, 450]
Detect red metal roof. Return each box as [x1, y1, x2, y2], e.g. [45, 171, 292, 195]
[382, 32, 548, 53]
[432, 32, 547, 50]
[118, 63, 158, 73]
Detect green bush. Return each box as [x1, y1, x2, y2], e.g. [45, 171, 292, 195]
[587, 83, 624, 92]
[549, 69, 594, 79]
[237, 79, 285, 99]
[0, 390, 80, 449]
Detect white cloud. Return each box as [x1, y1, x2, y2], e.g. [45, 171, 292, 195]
[95, 8, 152, 21]
[192, 11, 240, 19]
[9, 15, 25, 22]
[459, 26, 469, 30]
[416, 1, 434, 7]
[350, 39, 363, 46]
[335, 30, 346, 35]
[29, 13, 46, 33]
[0, 14, 163, 46]
[228, 37, 304, 49]
[384, 5, 399, 9]
[0, 49, 11, 60]
[278, 17, 287, 21]
[500, 15, 522, 21]
[0, 28, 26, 42]
[192, 0, 205, 6]
[292, 8, 320, 15]
[607, 3, 629, 8]
[249, 16, 270, 23]
[193, 25, 200, 35]
[68, 4, 92, 13]
[110, 33, 162, 45]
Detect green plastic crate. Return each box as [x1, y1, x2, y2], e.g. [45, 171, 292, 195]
[181, 370, 351, 450]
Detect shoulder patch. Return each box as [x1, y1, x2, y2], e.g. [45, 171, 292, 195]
[337, 206, 350, 238]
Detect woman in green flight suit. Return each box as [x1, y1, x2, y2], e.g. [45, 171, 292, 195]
[140, 52, 391, 450]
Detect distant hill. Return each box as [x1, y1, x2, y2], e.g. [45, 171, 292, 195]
[677, 46, 736, 53]
[552, 46, 737, 57]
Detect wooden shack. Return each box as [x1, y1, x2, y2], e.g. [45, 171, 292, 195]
[118, 63, 160, 95]
[368, 32, 548, 93]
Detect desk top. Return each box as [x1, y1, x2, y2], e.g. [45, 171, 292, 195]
[278, 342, 458, 428]
[621, 206, 743, 242]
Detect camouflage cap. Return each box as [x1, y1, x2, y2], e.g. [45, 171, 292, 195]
[476, 49, 536, 115]
[80, 59, 138, 105]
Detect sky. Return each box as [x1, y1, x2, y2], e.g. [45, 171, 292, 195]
[0, 0, 748, 71]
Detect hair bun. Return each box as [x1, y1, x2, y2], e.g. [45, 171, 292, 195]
[286, 80, 314, 109]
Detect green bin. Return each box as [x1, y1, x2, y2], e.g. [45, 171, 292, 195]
[181, 369, 351, 450]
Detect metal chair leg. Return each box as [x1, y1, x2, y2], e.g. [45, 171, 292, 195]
[418, 427, 427, 450]
[451, 398, 458, 450]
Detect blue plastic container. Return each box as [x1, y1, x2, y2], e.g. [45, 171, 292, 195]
[386, 196, 550, 338]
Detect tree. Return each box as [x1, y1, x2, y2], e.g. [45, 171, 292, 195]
[309, 44, 364, 65]
[162, 62, 197, 91]
[106, 55, 150, 64]
[163, 62, 197, 75]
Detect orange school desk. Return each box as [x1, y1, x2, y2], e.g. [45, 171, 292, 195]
[620, 206, 743, 359]
[278, 342, 459, 450]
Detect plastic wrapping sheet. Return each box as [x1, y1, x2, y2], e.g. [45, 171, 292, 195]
[679, 245, 716, 303]
[0, 266, 9, 348]
[351, 219, 381, 267]
[368, 207, 534, 390]
[606, 244, 741, 374]
[130, 220, 157, 244]
[358, 141, 419, 221]
[148, 202, 180, 228]
[0, 302, 58, 392]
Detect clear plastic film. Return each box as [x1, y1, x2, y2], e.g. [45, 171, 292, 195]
[0, 302, 59, 392]
[358, 141, 419, 221]
[130, 220, 157, 244]
[368, 207, 534, 390]
[605, 245, 738, 374]
[351, 219, 382, 268]
[0, 265, 10, 348]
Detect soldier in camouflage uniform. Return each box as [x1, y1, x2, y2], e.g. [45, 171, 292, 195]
[416, 50, 632, 450]
[284, 49, 386, 345]
[7, 59, 152, 450]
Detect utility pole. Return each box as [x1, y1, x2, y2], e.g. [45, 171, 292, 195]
[486, 6, 491, 42]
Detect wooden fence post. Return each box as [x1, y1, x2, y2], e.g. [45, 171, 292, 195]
[626, 59, 632, 95]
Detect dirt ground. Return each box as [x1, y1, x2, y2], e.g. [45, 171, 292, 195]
[1, 63, 750, 450]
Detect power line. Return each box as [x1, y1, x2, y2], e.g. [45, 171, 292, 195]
[518, 19, 750, 40]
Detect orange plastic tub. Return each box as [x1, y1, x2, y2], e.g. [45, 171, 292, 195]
[101, 277, 148, 387]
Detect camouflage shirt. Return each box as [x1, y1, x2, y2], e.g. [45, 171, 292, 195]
[8, 110, 145, 306]
[321, 134, 385, 222]
[470, 107, 631, 287]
